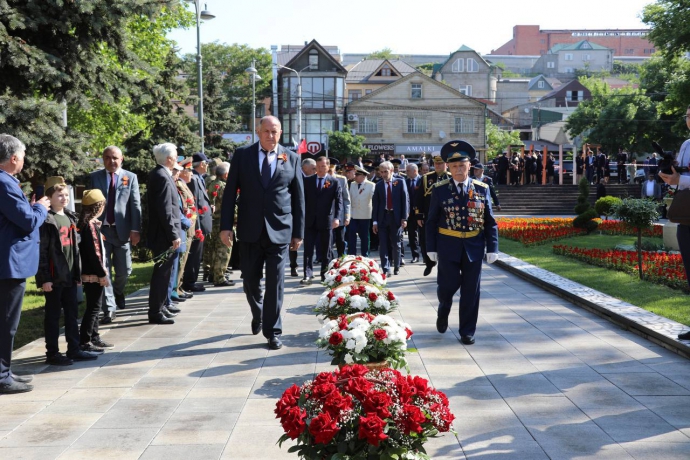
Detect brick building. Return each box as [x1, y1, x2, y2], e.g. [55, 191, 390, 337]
[491, 25, 654, 57]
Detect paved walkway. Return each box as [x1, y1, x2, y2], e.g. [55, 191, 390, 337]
[2, 254, 690, 459]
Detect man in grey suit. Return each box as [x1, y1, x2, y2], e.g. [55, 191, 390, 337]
[89, 146, 142, 322]
[220, 116, 304, 350]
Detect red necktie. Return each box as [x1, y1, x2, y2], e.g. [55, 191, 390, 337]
[387, 182, 393, 210]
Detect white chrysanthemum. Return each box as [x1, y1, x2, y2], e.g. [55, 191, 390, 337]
[350, 317, 369, 331]
[345, 339, 356, 350]
[344, 353, 354, 364]
[382, 300, 391, 311]
[354, 338, 367, 353]
[371, 315, 394, 326]
[318, 321, 338, 339]
[373, 298, 383, 308]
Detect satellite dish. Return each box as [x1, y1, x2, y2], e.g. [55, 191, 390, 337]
[439, 130, 446, 139]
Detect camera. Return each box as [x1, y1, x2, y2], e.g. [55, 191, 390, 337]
[652, 141, 688, 176]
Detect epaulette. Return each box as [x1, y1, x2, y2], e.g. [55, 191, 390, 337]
[365, 180, 374, 185]
[335, 174, 346, 179]
[434, 178, 450, 188]
[472, 179, 488, 188]
[422, 171, 435, 178]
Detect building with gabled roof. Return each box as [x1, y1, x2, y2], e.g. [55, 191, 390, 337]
[345, 59, 417, 102]
[431, 45, 500, 102]
[532, 40, 614, 77]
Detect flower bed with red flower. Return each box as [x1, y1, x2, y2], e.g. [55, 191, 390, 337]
[553, 244, 688, 290]
[315, 283, 399, 319]
[597, 220, 663, 238]
[323, 258, 386, 289]
[276, 364, 456, 460]
[497, 217, 586, 245]
[317, 313, 412, 371]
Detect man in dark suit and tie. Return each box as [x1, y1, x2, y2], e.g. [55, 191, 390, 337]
[89, 146, 142, 322]
[220, 116, 305, 350]
[182, 152, 213, 292]
[147, 143, 182, 325]
[405, 163, 421, 263]
[372, 161, 409, 276]
[302, 156, 342, 284]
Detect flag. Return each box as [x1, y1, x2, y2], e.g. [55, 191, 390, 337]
[297, 139, 307, 154]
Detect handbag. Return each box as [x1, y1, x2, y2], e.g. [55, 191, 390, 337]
[667, 187, 690, 225]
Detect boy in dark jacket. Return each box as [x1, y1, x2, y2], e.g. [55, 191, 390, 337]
[37, 177, 97, 365]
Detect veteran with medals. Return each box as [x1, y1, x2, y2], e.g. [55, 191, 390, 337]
[426, 140, 499, 345]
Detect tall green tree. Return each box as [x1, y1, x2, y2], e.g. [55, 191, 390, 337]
[485, 119, 521, 160]
[642, 0, 690, 57]
[367, 48, 397, 59]
[199, 66, 241, 158]
[327, 126, 368, 161]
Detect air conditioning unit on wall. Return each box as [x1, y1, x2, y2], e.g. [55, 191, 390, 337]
[347, 114, 359, 122]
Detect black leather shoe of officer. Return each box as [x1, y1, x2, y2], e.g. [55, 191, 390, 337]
[101, 312, 116, 324]
[115, 293, 126, 310]
[162, 307, 179, 318]
[290, 268, 299, 277]
[268, 337, 283, 350]
[394, 268, 400, 275]
[436, 316, 448, 333]
[184, 283, 206, 292]
[251, 320, 262, 335]
[166, 304, 181, 314]
[423, 262, 436, 277]
[460, 335, 475, 345]
[149, 313, 174, 325]
[400, 260, 405, 266]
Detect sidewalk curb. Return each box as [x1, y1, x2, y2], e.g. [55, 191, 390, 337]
[495, 253, 690, 360]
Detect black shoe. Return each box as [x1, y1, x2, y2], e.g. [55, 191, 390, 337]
[101, 312, 116, 324]
[170, 295, 186, 302]
[202, 273, 209, 282]
[290, 268, 299, 277]
[81, 343, 105, 355]
[166, 304, 181, 314]
[179, 290, 193, 299]
[423, 262, 436, 277]
[67, 350, 99, 361]
[678, 330, 690, 340]
[11, 373, 33, 383]
[46, 352, 73, 366]
[460, 335, 475, 345]
[91, 337, 114, 349]
[411, 257, 419, 263]
[214, 279, 235, 287]
[268, 337, 283, 350]
[208, 274, 214, 284]
[251, 320, 262, 335]
[400, 260, 405, 266]
[184, 284, 206, 292]
[149, 313, 175, 325]
[162, 307, 179, 318]
[394, 268, 399, 275]
[300, 277, 313, 285]
[0, 380, 33, 394]
[436, 316, 448, 334]
[115, 293, 126, 310]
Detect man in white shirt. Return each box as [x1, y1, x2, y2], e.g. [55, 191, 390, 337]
[348, 166, 375, 256]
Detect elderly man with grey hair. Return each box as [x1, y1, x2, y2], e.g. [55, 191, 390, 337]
[147, 143, 182, 324]
[301, 158, 316, 177]
[0, 134, 50, 393]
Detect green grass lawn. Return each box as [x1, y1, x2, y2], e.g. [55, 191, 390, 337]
[499, 234, 690, 326]
[16, 261, 154, 350]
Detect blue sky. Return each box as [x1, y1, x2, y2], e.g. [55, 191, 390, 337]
[168, 0, 653, 57]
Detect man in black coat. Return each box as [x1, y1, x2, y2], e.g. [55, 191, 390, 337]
[182, 152, 213, 292]
[220, 116, 305, 350]
[147, 143, 182, 325]
[497, 151, 509, 185]
[302, 156, 342, 283]
[472, 163, 501, 210]
[405, 163, 422, 263]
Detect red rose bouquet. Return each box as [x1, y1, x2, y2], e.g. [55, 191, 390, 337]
[276, 365, 456, 459]
[314, 283, 399, 318]
[327, 255, 381, 272]
[317, 313, 413, 371]
[323, 256, 386, 289]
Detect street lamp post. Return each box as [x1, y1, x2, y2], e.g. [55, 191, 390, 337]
[245, 60, 262, 144]
[276, 64, 313, 146]
[189, 1, 215, 154]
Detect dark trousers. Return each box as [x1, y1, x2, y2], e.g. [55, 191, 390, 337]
[240, 229, 287, 339]
[333, 226, 346, 257]
[230, 233, 240, 270]
[437, 252, 482, 337]
[44, 284, 79, 356]
[378, 212, 401, 272]
[407, 218, 420, 259]
[304, 226, 333, 278]
[678, 225, 690, 289]
[81, 283, 104, 345]
[418, 221, 434, 266]
[0, 279, 25, 383]
[289, 250, 298, 270]
[148, 249, 175, 319]
[347, 218, 370, 257]
[182, 238, 204, 288]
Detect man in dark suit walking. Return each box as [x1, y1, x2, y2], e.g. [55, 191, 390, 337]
[302, 156, 342, 283]
[220, 116, 305, 350]
[405, 163, 421, 263]
[182, 152, 213, 292]
[372, 161, 409, 276]
[89, 146, 142, 322]
[147, 143, 182, 325]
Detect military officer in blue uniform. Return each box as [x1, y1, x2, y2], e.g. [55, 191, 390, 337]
[426, 140, 499, 345]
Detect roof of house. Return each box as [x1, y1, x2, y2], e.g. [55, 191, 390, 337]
[276, 42, 342, 67]
[345, 59, 417, 83]
[539, 79, 588, 100]
[279, 40, 347, 74]
[432, 44, 494, 78]
[528, 75, 552, 91]
[548, 40, 611, 54]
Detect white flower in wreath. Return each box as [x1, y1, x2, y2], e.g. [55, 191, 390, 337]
[318, 320, 338, 339]
[349, 295, 364, 310]
[345, 339, 356, 350]
[344, 353, 354, 364]
[382, 300, 391, 311]
[373, 298, 383, 308]
[354, 338, 367, 353]
[350, 317, 369, 331]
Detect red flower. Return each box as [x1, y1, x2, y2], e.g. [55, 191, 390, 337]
[212, 191, 218, 197]
[329, 331, 343, 346]
[309, 412, 340, 444]
[338, 316, 348, 330]
[405, 328, 413, 339]
[373, 329, 387, 341]
[322, 391, 353, 418]
[337, 297, 345, 306]
[358, 414, 388, 446]
[361, 275, 369, 282]
[186, 198, 194, 205]
[333, 261, 340, 268]
[327, 290, 335, 299]
[343, 376, 372, 401]
[386, 291, 395, 301]
[279, 406, 307, 439]
[399, 404, 427, 434]
[349, 289, 360, 296]
[311, 383, 337, 401]
[335, 275, 342, 282]
[339, 268, 348, 275]
[362, 390, 392, 418]
[337, 364, 369, 380]
[275, 384, 301, 418]
[368, 292, 378, 302]
[381, 273, 386, 280]
[214, 184, 220, 189]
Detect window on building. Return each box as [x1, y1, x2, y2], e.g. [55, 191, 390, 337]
[309, 49, 319, 69]
[360, 117, 379, 133]
[582, 54, 591, 61]
[452, 58, 464, 72]
[458, 85, 472, 96]
[537, 80, 544, 88]
[406, 117, 427, 133]
[365, 89, 372, 95]
[625, 48, 634, 54]
[466, 58, 478, 72]
[566, 90, 584, 102]
[411, 83, 422, 99]
[377, 66, 392, 77]
[284, 76, 340, 109]
[547, 61, 555, 69]
[349, 90, 361, 102]
[644, 48, 656, 54]
[565, 53, 573, 61]
[454, 117, 475, 134]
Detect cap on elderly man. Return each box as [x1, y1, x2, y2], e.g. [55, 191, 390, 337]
[440, 140, 476, 163]
[82, 189, 106, 206]
[179, 157, 193, 169]
[192, 152, 209, 163]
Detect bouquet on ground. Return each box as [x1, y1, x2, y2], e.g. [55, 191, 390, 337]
[327, 255, 382, 272]
[317, 313, 412, 371]
[276, 364, 456, 460]
[315, 283, 399, 319]
[323, 258, 386, 289]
